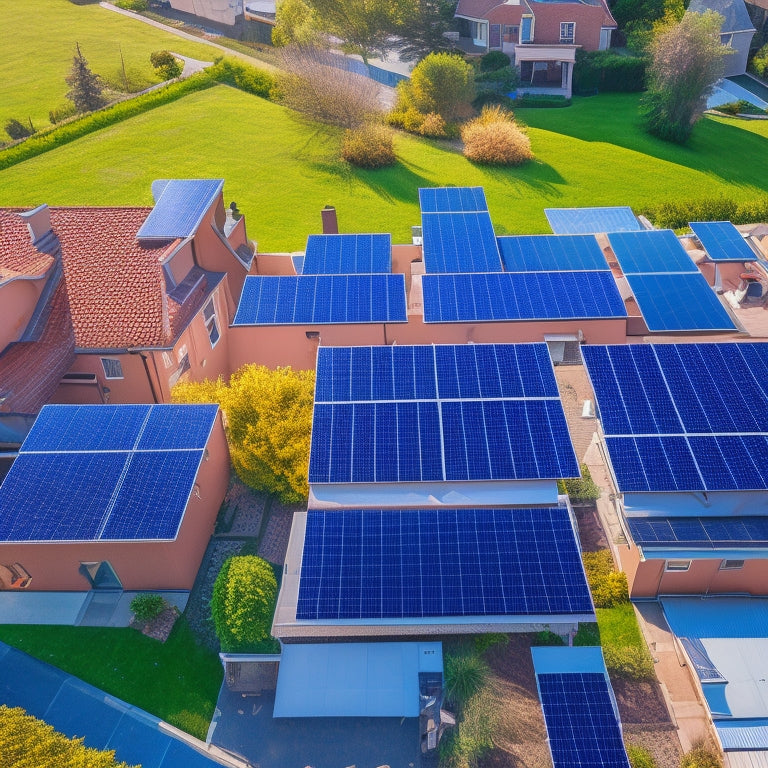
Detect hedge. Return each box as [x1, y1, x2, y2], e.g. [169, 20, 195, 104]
[573, 50, 646, 95]
[514, 94, 571, 108]
[645, 196, 768, 230]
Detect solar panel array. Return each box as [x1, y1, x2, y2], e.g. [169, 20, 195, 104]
[627, 516, 768, 548]
[497, 235, 609, 272]
[538, 672, 631, 768]
[137, 179, 223, 239]
[0, 404, 218, 542]
[297, 508, 593, 620]
[689, 221, 758, 263]
[309, 344, 579, 484]
[418, 187, 488, 213]
[607, 230, 736, 332]
[422, 272, 626, 322]
[582, 343, 768, 492]
[302, 234, 392, 274]
[545, 206, 641, 235]
[232, 274, 407, 325]
[421, 212, 503, 273]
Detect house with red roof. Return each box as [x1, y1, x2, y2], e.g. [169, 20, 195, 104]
[455, 0, 617, 96]
[0, 180, 254, 435]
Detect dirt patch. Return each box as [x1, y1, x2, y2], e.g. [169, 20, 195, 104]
[574, 503, 609, 552]
[131, 606, 179, 643]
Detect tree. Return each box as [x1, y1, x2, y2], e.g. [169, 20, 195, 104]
[641, 10, 732, 143]
[65, 43, 106, 113]
[0, 705, 134, 768]
[211, 555, 278, 650]
[404, 52, 475, 121]
[172, 365, 314, 503]
[150, 50, 182, 80]
[272, 0, 321, 47]
[393, 0, 459, 62]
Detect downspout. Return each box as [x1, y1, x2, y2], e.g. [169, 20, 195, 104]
[130, 349, 160, 404]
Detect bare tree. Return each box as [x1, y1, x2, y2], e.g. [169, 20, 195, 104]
[276, 44, 383, 129]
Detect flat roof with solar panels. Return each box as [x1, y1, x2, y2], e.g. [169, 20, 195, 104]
[607, 230, 737, 332]
[690, 221, 758, 263]
[545, 206, 642, 235]
[0, 404, 218, 542]
[421, 211, 503, 273]
[582, 343, 768, 494]
[301, 234, 392, 274]
[137, 179, 223, 240]
[418, 186, 488, 213]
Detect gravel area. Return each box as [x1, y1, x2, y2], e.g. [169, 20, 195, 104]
[258, 501, 299, 565]
[218, 475, 266, 537]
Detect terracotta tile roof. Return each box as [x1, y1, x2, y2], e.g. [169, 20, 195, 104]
[0, 210, 54, 277]
[456, 0, 507, 18]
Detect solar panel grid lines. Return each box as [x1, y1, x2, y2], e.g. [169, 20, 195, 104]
[544, 206, 642, 235]
[497, 234, 609, 272]
[302, 233, 392, 275]
[538, 672, 631, 768]
[627, 515, 768, 548]
[607, 229, 699, 275]
[137, 179, 223, 240]
[418, 186, 489, 213]
[690, 221, 758, 263]
[421, 211, 503, 273]
[232, 274, 407, 326]
[296, 507, 593, 620]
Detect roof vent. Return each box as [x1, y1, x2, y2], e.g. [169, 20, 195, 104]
[18, 204, 52, 245]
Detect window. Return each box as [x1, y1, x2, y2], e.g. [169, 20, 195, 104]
[203, 298, 220, 348]
[521, 16, 533, 43]
[101, 358, 123, 380]
[162, 351, 174, 369]
[560, 22, 575, 44]
[665, 560, 691, 572]
[720, 559, 745, 570]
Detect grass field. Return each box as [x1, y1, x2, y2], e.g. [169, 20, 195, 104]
[0, 619, 223, 740]
[1, 87, 767, 250]
[2, 0, 217, 132]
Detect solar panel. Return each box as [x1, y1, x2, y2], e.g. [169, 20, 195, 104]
[545, 206, 641, 235]
[0, 405, 218, 542]
[690, 221, 757, 263]
[137, 179, 223, 239]
[497, 234, 609, 272]
[624, 273, 736, 331]
[538, 672, 631, 768]
[421, 212, 503, 273]
[627, 516, 768, 548]
[296, 508, 593, 620]
[232, 275, 407, 325]
[309, 344, 579, 484]
[302, 234, 392, 274]
[422, 272, 626, 322]
[608, 230, 698, 274]
[583, 343, 768, 492]
[418, 187, 488, 213]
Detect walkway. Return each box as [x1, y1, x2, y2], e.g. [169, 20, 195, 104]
[0, 641, 245, 768]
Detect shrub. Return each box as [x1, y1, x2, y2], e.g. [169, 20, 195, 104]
[603, 643, 656, 680]
[472, 91, 517, 111]
[582, 550, 629, 608]
[573, 622, 601, 646]
[475, 65, 520, 94]
[750, 42, 768, 77]
[49, 102, 77, 124]
[66, 43, 106, 113]
[573, 50, 646, 95]
[480, 50, 511, 72]
[461, 106, 533, 165]
[406, 52, 475, 121]
[444, 652, 490, 709]
[211, 555, 278, 651]
[150, 50, 182, 80]
[474, 632, 509, 654]
[209, 56, 275, 99]
[130, 593, 166, 623]
[418, 111, 448, 137]
[114, 0, 148, 9]
[680, 744, 722, 768]
[564, 463, 601, 503]
[533, 630, 565, 646]
[627, 743, 659, 768]
[515, 94, 571, 107]
[645, 196, 768, 229]
[342, 123, 396, 168]
[4, 118, 34, 141]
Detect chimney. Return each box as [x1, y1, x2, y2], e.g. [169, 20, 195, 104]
[321, 205, 338, 235]
[19, 204, 52, 245]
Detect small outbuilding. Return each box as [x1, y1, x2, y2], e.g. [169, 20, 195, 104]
[688, 0, 756, 76]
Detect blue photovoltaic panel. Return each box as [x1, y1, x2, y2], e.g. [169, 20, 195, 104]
[628, 516, 768, 548]
[136, 404, 218, 450]
[545, 206, 641, 235]
[624, 273, 736, 332]
[690, 221, 757, 263]
[497, 234, 609, 272]
[418, 187, 488, 213]
[421, 211, 503, 273]
[583, 343, 768, 492]
[232, 275, 407, 325]
[308, 343, 578, 483]
[302, 234, 392, 274]
[607, 230, 698, 274]
[538, 672, 631, 768]
[296, 508, 593, 620]
[21, 405, 151, 452]
[137, 179, 223, 239]
[422, 272, 626, 322]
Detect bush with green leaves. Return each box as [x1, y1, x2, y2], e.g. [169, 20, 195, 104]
[444, 652, 489, 709]
[680, 744, 722, 768]
[209, 56, 275, 99]
[573, 50, 646, 95]
[49, 103, 77, 125]
[211, 555, 278, 651]
[480, 50, 511, 72]
[115, 0, 148, 9]
[4, 118, 34, 141]
[646, 196, 768, 229]
[515, 93, 571, 107]
[130, 593, 166, 623]
[475, 65, 520, 97]
[603, 643, 656, 680]
[474, 632, 509, 655]
[564, 463, 601, 503]
[751, 42, 768, 77]
[533, 629, 565, 646]
[627, 743, 658, 768]
[582, 550, 629, 608]
[573, 622, 601, 646]
[150, 50, 182, 80]
[341, 123, 396, 168]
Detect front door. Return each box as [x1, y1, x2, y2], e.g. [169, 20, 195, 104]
[80, 561, 122, 590]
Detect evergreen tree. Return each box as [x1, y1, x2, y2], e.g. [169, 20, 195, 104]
[65, 43, 106, 113]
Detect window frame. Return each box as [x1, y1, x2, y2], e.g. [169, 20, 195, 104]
[203, 297, 220, 349]
[100, 357, 124, 380]
[720, 559, 745, 570]
[665, 559, 692, 572]
[560, 21, 575, 44]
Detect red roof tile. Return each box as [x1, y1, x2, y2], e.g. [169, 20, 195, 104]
[0, 210, 54, 277]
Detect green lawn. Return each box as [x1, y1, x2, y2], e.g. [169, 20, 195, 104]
[1, 0, 218, 132]
[596, 602, 646, 649]
[1, 86, 767, 251]
[0, 619, 222, 740]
